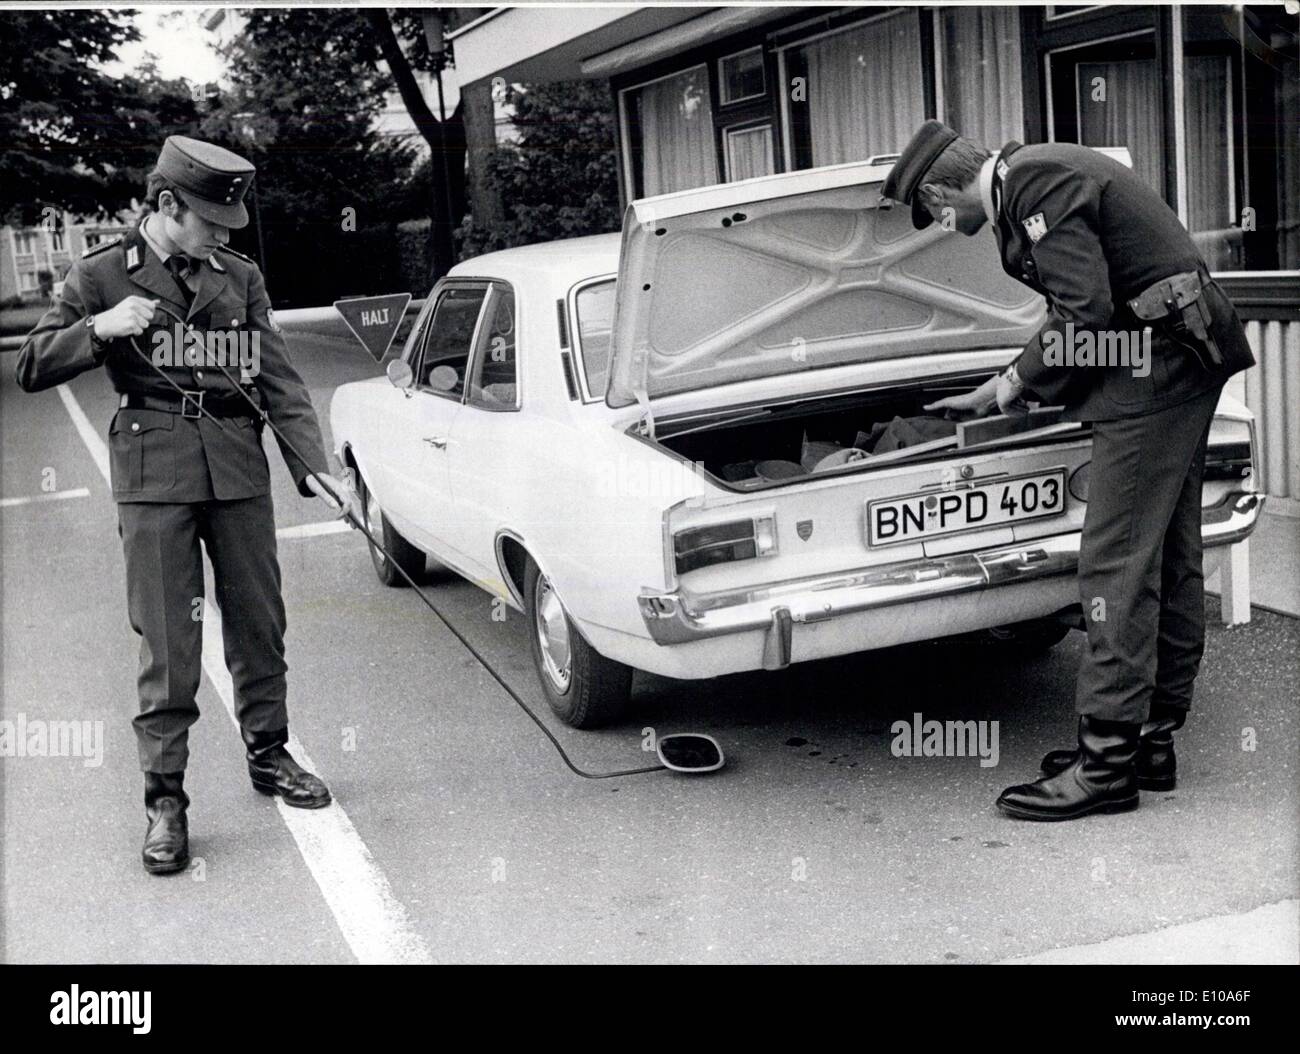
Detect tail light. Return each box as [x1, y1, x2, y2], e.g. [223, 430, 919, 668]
[673, 515, 777, 574]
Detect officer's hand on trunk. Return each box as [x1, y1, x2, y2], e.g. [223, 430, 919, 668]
[93, 296, 159, 341]
[306, 472, 362, 524]
[923, 374, 1000, 420]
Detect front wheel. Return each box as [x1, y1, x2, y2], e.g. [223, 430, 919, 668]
[355, 469, 425, 587]
[524, 558, 632, 729]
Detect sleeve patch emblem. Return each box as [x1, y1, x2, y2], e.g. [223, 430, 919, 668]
[1023, 213, 1048, 243]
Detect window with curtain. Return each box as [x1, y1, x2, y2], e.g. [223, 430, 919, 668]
[1183, 4, 1298, 272]
[724, 124, 774, 181]
[939, 6, 1024, 145]
[789, 11, 925, 168]
[1076, 58, 1165, 194]
[628, 66, 719, 197]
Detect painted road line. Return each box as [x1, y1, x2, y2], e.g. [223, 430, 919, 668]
[277, 519, 353, 540]
[56, 384, 111, 482]
[0, 487, 91, 508]
[57, 381, 433, 965]
[998, 899, 1299, 965]
[200, 598, 434, 964]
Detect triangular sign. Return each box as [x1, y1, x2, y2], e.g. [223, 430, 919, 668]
[333, 293, 412, 362]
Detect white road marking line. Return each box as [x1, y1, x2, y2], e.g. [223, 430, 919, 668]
[277, 519, 353, 540]
[56, 384, 111, 482]
[0, 487, 91, 508]
[56, 381, 433, 965]
[200, 600, 434, 964]
[997, 899, 1299, 965]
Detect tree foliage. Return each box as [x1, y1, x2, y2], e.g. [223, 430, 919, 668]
[0, 9, 200, 223]
[457, 80, 621, 258]
[198, 8, 426, 305]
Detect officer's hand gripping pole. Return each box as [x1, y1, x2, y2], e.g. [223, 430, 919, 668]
[131, 302, 692, 781]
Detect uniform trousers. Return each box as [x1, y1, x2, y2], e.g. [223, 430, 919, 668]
[1075, 382, 1225, 723]
[117, 493, 289, 772]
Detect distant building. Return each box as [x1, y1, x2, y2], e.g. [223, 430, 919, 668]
[1, 211, 135, 304]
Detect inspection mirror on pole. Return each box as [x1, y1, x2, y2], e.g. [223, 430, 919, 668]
[334, 293, 412, 362]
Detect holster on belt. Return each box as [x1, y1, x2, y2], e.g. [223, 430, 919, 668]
[1126, 270, 1222, 369]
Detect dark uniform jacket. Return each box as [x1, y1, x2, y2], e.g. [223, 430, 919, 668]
[16, 220, 329, 502]
[992, 141, 1254, 421]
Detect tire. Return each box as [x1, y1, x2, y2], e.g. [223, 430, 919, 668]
[524, 558, 632, 729]
[355, 468, 425, 588]
[983, 617, 1072, 652]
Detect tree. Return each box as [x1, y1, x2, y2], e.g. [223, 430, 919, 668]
[457, 80, 621, 257]
[198, 8, 424, 306]
[0, 9, 198, 223]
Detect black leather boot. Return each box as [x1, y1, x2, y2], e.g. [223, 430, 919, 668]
[997, 716, 1142, 821]
[1039, 703, 1185, 790]
[143, 771, 190, 875]
[243, 727, 331, 809]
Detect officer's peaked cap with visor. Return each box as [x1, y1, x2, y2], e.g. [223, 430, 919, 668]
[156, 135, 256, 230]
[881, 119, 961, 231]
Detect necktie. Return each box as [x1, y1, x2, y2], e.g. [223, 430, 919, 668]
[165, 255, 196, 309]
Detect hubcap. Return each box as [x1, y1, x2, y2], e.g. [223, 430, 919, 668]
[534, 576, 572, 692]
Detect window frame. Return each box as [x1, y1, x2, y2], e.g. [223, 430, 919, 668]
[773, 6, 928, 173]
[722, 120, 776, 181]
[405, 278, 493, 404]
[463, 281, 522, 414]
[567, 274, 618, 405]
[717, 45, 767, 106]
[617, 62, 719, 201]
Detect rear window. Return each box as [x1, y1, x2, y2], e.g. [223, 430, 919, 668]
[574, 280, 614, 399]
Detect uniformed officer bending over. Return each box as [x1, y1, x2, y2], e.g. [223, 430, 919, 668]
[17, 136, 361, 872]
[883, 121, 1254, 821]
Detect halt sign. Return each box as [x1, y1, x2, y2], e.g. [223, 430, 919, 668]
[334, 293, 412, 362]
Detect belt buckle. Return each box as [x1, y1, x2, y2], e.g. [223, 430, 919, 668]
[180, 390, 204, 419]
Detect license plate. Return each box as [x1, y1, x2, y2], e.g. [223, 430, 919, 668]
[866, 469, 1067, 547]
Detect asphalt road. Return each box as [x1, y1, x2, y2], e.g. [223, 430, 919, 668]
[2, 331, 1297, 964]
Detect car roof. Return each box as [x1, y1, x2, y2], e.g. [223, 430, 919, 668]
[447, 231, 620, 287]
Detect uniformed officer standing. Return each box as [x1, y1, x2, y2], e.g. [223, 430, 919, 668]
[17, 136, 360, 872]
[883, 121, 1255, 821]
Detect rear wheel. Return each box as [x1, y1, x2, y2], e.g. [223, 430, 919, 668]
[355, 468, 425, 587]
[524, 558, 632, 729]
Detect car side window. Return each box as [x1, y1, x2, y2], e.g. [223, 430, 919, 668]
[413, 285, 489, 399]
[466, 285, 517, 410]
[574, 279, 614, 399]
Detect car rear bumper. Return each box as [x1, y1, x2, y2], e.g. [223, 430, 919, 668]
[636, 490, 1262, 666]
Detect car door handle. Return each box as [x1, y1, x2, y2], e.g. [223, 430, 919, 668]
[422, 436, 448, 450]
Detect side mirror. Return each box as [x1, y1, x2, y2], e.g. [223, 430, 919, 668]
[386, 359, 413, 388]
[656, 733, 724, 774]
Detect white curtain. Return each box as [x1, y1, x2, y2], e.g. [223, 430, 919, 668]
[637, 66, 718, 196]
[804, 12, 925, 165]
[726, 125, 774, 181]
[940, 6, 1024, 145]
[1077, 59, 1164, 194]
[1184, 54, 1231, 235]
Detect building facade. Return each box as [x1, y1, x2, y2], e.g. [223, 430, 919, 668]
[1, 214, 133, 305]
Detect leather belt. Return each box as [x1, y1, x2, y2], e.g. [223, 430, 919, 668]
[119, 390, 260, 420]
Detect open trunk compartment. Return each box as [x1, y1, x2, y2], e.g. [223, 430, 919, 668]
[650, 374, 1081, 490]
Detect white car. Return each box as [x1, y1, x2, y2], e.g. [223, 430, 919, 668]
[330, 160, 1263, 728]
